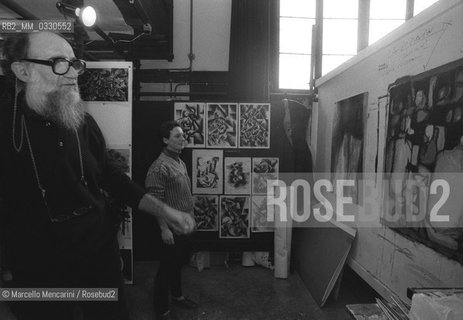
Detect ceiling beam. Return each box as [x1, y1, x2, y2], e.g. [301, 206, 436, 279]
[90, 24, 128, 59]
[131, 0, 153, 25]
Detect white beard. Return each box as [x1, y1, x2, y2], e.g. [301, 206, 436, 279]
[26, 82, 85, 131]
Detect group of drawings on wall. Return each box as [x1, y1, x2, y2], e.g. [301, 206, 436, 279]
[382, 62, 463, 261]
[174, 103, 271, 149]
[79, 68, 129, 102]
[331, 93, 367, 203]
[174, 102, 273, 239]
[191, 150, 279, 238]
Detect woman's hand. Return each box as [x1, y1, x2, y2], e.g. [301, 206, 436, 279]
[161, 228, 175, 245]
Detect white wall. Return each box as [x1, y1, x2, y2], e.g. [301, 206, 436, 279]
[315, 0, 463, 301]
[141, 0, 231, 71]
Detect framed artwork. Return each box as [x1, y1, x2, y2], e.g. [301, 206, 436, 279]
[331, 93, 367, 204]
[174, 102, 205, 148]
[192, 149, 223, 194]
[107, 146, 131, 176]
[219, 196, 250, 239]
[252, 157, 279, 194]
[251, 196, 273, 232]
[79, 68, 129, 102]
[206, 103, 238, 148]
[193, 195, 219, 231]
[239, 103, 271, 148]
[224, 157, 252, 194]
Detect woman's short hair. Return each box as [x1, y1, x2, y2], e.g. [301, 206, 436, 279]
[159, 120, 181, 146]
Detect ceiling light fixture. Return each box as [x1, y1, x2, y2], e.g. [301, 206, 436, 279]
[56, 2, 97, 27]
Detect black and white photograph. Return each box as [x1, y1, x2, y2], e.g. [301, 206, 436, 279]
[2, 1, 463, 320]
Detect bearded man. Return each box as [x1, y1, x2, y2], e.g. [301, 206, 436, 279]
[0, 32, 195, 320]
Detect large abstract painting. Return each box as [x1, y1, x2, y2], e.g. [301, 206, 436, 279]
[331, 93, 367, 203]
[383, 65, 463, 262]
[219, 196, 250, 239]
[174, 102, 205, 148]
[239, 103, 271, 148]
[192, 149, 223, 194]
[206, 103, 238, 148]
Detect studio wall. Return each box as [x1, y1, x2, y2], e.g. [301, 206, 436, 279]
[315, 0, 463, 301]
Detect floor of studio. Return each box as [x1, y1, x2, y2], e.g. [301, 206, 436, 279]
[127, 260, 379, 320]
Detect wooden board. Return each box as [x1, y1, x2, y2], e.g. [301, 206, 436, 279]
[294, 213, 356, 307]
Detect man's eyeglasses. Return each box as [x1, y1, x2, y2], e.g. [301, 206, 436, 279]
[21, 57, 86, 75]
